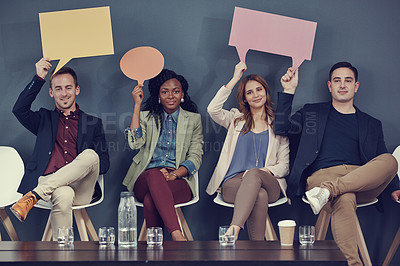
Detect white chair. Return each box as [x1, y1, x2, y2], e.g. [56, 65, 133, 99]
[213, 191, 288, 240]
[136, 172, 199, 241]
[34, 175, 104, 241]
[302, 196, 377, 266]
[0, 146, 24, 241]
[383, 145, 400, 266]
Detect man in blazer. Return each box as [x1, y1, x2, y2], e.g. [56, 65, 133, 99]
[11, 58, 109, 239]
[275, 62, 399, 265]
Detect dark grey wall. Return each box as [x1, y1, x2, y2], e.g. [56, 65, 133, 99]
[1, 0, 400, 264]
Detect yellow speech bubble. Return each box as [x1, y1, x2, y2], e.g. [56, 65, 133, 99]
[39, 6, 114, 74]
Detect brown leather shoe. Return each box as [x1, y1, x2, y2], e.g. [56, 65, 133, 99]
[10, 191, 38, 222]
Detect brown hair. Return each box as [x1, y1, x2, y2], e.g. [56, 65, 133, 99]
[234, 74, 274, 135]
[49, 66, 78, 88]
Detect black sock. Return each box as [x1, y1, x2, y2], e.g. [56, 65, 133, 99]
[31, 191, 42, 201]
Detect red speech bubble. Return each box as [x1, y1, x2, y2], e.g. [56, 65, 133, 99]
[120, 47, 164, 85]
[229, 7, 317, 70]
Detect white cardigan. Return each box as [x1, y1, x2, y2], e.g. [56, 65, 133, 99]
[206, 86, 290, 196]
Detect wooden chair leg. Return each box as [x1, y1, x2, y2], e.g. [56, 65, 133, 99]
[176, 208, 193, 241]
[78, 209, 98, 241]
[73, 209, 89, 241]
[355, 216, 372, 266]
[315, 209, 331, 240]
[0, 208, 19, 241]
[138, 219, 147, 241]
[41, 215, 52, 241]
[383, 225, 400, 266]
[265, 214, 278, 240]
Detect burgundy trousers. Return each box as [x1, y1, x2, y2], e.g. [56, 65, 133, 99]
[133, 168, 192, 234]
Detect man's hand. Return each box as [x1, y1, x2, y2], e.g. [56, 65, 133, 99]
[391, 190, 400, 202]
[35, 58, 52, 79]
[280, 67, 299, 94]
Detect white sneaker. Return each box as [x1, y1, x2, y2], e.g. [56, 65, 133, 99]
[305, 187, 330, 215]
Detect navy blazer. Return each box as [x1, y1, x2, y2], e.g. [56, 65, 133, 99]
[274, 92, 398, 198]
[12, 75, 110, 194]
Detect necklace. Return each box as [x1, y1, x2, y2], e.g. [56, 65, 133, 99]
[252, 132, 262, 167]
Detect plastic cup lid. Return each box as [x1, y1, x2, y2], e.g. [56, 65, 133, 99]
[278, 220, 296, 227]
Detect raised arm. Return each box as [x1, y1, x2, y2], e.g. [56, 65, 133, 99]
[207, 62, 247, 129]
[130, 84, 144, 130]
[274, 68, 303, 136]
[126, 84, 146, 150]
[12, 58, 52, 135]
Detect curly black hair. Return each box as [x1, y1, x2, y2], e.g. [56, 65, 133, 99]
[143, 69, 198, 129]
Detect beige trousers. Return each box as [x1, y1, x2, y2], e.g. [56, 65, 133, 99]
[222, 168, 281, 240]
[306, 153, 398, 266]
[34, 149, 100, 240]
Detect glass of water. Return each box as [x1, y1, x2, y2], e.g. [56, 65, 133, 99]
[219, 226, 235, 246]
[147, 227, 163, 246]
[299, 225, 315, 245]
[58, 226, 74, 246]
[99, 227, 115, 245]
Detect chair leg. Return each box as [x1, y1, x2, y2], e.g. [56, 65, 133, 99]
[41, 215, 52, 241]
[264, 214, 278, 240]
[138, 219, 147, 241]
[73, 209, 89, 241]
[0, 208, 19, 241]
[176, 208, 193, 241]
[383, 225, 400, 266]
[356, 217, 372, 266]
[355, 216, 372, 266]
[78, 209, 98, 241]
[315, 209, 331, 240]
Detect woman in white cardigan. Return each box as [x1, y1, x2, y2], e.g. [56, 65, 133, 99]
[206, 62, 289, 240]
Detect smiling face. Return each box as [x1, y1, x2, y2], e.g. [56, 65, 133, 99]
[49, 73, 80, 115]
[244, 80, 267, 111]
[328, 67, 359, 104]
[158, 78, 184, 114]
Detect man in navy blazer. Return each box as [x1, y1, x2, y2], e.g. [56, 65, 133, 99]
[11, 58, 109, 239]
[275, 62, 399, 265]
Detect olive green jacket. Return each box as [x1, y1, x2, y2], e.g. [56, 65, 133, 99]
[123, 108, 203, 197]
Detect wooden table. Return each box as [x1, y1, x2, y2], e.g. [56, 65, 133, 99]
[0, 241, 346, 265]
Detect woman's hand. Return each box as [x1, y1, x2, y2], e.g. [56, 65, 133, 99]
[226, 61, 247, 91]
[233, 61, 247, 81]
[132, 85, 144, 105]
[160, 168, 178, 181]
[391, 190, 400, 202]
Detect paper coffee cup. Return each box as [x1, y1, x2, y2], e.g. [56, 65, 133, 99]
[278, 220, 296, 246]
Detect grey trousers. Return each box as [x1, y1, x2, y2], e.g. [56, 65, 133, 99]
[34, 149, 100, 240]
[222, 168, 281, 240]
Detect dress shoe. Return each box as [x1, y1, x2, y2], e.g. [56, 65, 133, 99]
[10, 191, 38, 222]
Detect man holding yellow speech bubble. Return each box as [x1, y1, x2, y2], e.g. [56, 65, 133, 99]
[11, 58, 110, 240]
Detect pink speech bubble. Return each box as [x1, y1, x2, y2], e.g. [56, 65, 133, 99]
[120, 47, 164, 86]
[229, 7, 317, 70]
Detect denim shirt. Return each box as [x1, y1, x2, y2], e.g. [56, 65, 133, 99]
[140, 109, 196, 174]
